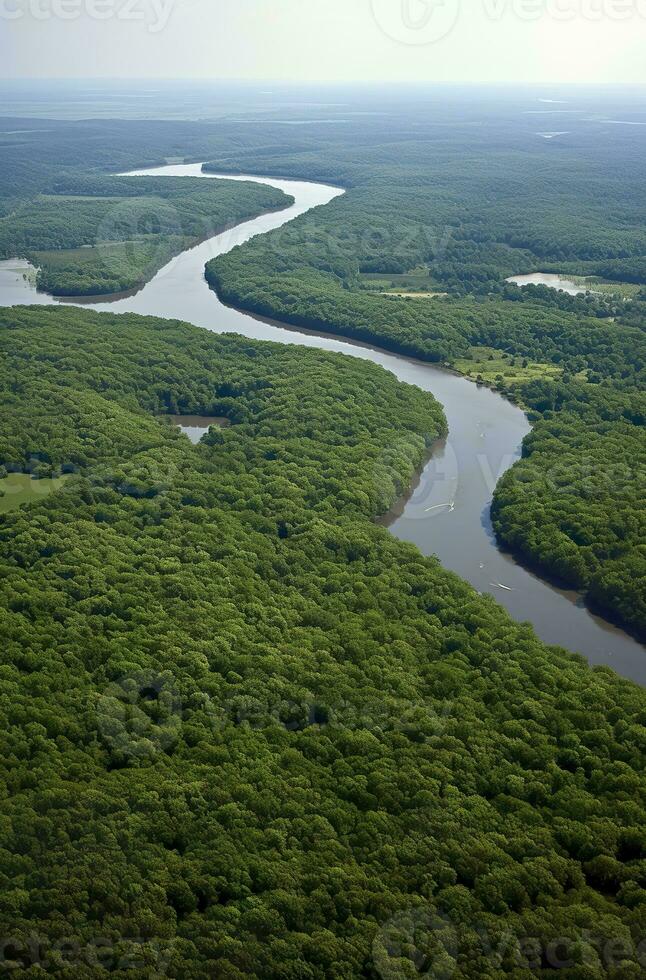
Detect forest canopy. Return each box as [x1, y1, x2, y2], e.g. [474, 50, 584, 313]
[0, 109, 643, 631]
[0, 175, 291, 297]
[201, 115, 646, 635]
[0, 306, 645, 977]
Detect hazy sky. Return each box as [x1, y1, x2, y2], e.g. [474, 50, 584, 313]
[2, 0, 646, 83]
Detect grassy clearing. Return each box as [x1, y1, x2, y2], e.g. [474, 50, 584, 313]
[357, 267, 440, 293]
[543, 271, 643, 299]
[0, 473, 71, 513]
[582, 278, 642, 299]
[382, 290, 448, 299]
[453, 346, 563, 386]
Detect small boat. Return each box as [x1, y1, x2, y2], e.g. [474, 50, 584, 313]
[424, 501, 454, 513]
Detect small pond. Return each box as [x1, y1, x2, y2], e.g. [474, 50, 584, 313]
[169, 416, 231, 444]
[506, 272, 594, 296]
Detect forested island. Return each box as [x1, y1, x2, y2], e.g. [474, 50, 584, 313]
[1, 305, 645, 976]
[0, 174, 290, 297]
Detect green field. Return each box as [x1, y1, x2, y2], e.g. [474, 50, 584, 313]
[358, 267, 439, 292]
[453, 346, 563, 387]
[581, 277, 642, 299]
[0, 472, 70, 512]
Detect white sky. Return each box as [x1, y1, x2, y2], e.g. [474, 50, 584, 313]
[2, 0, 646, 83]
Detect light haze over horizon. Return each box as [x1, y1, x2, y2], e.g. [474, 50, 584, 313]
[2, 0, 646, 85]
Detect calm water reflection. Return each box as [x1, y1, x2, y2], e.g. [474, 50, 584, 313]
[506, 271, 592, 295]
[169, 415, 230, 444]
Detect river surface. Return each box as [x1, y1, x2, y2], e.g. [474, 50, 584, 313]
[1, 163, 643, 683]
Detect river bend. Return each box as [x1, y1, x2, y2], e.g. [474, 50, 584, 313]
[0, 163, 643, 683]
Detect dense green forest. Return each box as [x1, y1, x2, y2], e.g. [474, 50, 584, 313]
[206, 207, 645, 634]
[202, 116, 646, 635]
[0, 175, 290, 296]
[0, 105, 644, 630]
[492, 381, 646, 636]
[202, 109, 646, 294]
[3, 100, 645, 295]
[0, 107, 644, 628]
[0, 115, 287, 213]
[1, 306, 645, 977]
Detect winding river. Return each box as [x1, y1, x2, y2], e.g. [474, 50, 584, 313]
[0, 163, 643, 683]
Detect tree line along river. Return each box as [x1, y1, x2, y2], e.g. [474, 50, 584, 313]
[0, 162, 643, 684]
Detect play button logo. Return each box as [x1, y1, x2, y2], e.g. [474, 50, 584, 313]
[371, 0, 461, 45]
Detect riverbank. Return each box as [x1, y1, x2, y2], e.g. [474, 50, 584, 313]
[0, 161, 643, 682]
